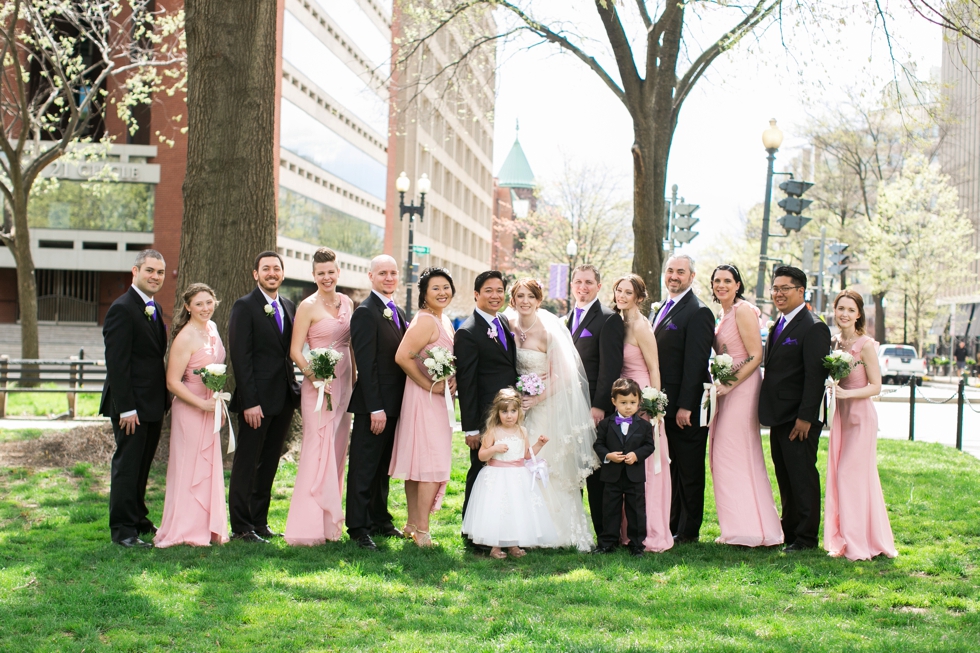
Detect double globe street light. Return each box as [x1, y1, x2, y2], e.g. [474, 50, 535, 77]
[396, 171, 431, 319]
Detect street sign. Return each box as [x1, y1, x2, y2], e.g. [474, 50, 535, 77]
[412, 245, 430, 255]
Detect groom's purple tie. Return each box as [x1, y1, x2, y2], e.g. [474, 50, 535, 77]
[654, 298, 675, 328]
[387, 300, 403, 330]
[772, 315, 786, 341]
[271, 300, 283, 333]
[492, 317, 508, 351]
[146, 300, 157, 321]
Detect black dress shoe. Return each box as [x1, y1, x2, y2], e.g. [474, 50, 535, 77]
[673, 534, 698, 544]
[115, 536, 153, 548]
[371, 527, 404, 539]
[629, 546, 645, 557]
[782, 542, 815, 553]
[230, 531, 269, 544]
[594, 545, 617, 554]
[254, 526, 282, 539]
[138, 524, 157, 537]
[355, 534, 378, 550]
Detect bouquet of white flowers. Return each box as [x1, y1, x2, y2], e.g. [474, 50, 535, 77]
[308, 346, 344, 411]
[418, 346, 456, 426]
[710, 353, 737, 386]
[640, 386, 668, 420]
[516, 372, 545, 397]
[824, 350, 857, 381]
[194, 363, 235, 453]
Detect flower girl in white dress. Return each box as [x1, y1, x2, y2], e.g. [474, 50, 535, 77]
[462, 389, 560, 559]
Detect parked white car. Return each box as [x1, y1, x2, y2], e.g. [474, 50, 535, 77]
[878, 344, 927, 385]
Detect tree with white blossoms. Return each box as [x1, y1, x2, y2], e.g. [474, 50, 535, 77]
[864, 155, 976, 351]
[0, 0, 184, 360]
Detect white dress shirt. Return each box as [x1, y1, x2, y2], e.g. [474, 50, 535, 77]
[776, 301, 807, 331]
[603, 413, 633, 462]
[571, 297, 599, 328]
[656, 286, 693, 324]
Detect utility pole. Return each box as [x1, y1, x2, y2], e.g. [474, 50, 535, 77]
[815, 227, 827, 314]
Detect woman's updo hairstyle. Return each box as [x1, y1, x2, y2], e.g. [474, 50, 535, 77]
[417, 267, 455, 309]
[312, 247, 337, 270]
[610, 274, 648, 315]
[710, 264, 746, 303]
[169, 283, 219, 347]
[509, 278, 544, 308]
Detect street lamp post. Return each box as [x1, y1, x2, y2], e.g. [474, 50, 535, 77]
[566, 238, 578, 313]
[396, 171, 431, 320]
[755, 119, 784, 305]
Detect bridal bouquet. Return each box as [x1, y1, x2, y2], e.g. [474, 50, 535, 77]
[824, 350, 858, 381]
[194, 363, 235, 454]
[516, 372, 545, 397]
[640, 386, 668, 421]
[420, 346, 456, 382]
[309, 346, 344, 411]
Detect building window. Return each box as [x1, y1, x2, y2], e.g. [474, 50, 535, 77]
[28, 180, 154, 232]
[279, 187, 384, 259]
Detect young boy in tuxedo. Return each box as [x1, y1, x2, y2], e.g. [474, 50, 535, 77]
[593, 378, 656, 556]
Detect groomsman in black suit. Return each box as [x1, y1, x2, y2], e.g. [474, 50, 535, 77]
[567, 264, 624, 536]
[228, 251, 302, 543]
[101, 249, 169, 548]
[759, 266, 831, 552]
[346, 255, 408, 550]
[652, 254, 714, 544]
[455, 270, 517, 549]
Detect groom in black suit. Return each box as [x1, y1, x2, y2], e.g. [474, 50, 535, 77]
[455, 270, 517, 548]
[652, 254, 714, 543]
[346, 255, 408, 550]
[99, 249, 167, 548]
[101, 249, 169, 548]
[759, 266, 831, 552]
[567, 264, 624, 536]
[228, 251, 302, 543]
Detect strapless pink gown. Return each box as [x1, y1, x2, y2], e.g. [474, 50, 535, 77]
[285, 296, 353, 545]
[389, 312, 454, 512]
[709, 302, 782, 547]
[155, 323, 229, 547]
[824, 335, 897, 560]
[621, 343, 673, 552]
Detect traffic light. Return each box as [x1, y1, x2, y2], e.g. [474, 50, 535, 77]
[777, 180, 814, 232]
[827, 243, 849, 276]
[672, 202, 699, 244]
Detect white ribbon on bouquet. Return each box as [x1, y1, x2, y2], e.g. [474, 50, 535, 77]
[428, 376, 455, 431]
[700, 382, 718, 428]
[651, 416, 667, 475]
[820, 378, 839, 425]
[313, 377, 334, 427]
[213, 391, 235, 454]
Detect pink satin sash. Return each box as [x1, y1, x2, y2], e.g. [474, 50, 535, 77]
[487, 459, 525, 468]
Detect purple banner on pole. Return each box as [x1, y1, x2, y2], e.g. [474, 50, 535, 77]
[549, 263, 569, 299]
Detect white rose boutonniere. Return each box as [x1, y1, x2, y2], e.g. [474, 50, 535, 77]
[144, 305, 155, 321]
[651, 301, 662, 315]
[766, 320, 775, 331]
[383, 307, 394, 321]
[263, 304, 275, 318]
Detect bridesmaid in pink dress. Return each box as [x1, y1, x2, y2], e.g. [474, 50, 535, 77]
[708, 265, 782, 547]
[824, 290, 897, 561]
[390, 268, 456, 548]
[285, 248, 353, 545]
[613, 274, 673, 552]
[156, 284, 229, 548]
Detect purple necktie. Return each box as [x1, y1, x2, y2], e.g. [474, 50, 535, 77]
[572, 307, 584, 333]
[772, 315, 786, 341]
[492, 317, 508, 351]
[271, 300, 283, 333]
[615, 415, 632, 426]
[146, 300, 157, 321]
[654, 298, 675, 328]
[387, 301, 402, 330]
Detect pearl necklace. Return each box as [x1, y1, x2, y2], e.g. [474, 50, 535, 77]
[516, 315, 538, 343]
[319, 291, 341, 310]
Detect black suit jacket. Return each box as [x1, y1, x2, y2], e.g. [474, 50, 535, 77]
[347, 292, 408, 416]
[455, 311, 517, 433]
[228, 287, 302, 415]
[100, 287, 168, 421]
[567, 302, 624, 414]
[758, 308, 831, 427]
[653, 290, 714, 422]
[593, 415, 656, 483]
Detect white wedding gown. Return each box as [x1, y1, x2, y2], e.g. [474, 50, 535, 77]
[517, 347, 598, 551]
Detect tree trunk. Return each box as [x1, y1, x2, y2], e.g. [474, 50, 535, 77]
[631, 120, 668, 306]
[179, 0, 281, 343]
[873, 291, 886, 343]
[10, 193, 40, 384]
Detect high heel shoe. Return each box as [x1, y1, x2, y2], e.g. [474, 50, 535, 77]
[411, 529, 435, 548]
[507, 546, 526, 558]
[489, 547, 507, 559]
[403, 524, 417, 540]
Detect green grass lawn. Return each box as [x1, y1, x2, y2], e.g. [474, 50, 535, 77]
[3, 384, 102, 417]
[0, 437, 978, 651]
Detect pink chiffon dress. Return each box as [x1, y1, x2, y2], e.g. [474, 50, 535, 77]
[389, 311, 454, 512]
[824, 334, 897, 561]
[155, 322, 229, 548]
[621, 343, 673, 552]
[709, 301, 783, 547]
[284, 295, 353, 545]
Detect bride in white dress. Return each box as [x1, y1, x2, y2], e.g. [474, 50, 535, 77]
[506, 278, 599, 551]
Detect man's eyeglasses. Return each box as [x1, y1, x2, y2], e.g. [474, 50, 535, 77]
[770, 285, 803, 295]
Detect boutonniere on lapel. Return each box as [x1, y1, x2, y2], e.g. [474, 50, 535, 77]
[782, 338, 798, 346]
[144, 305, 155, 321]
[766, 320, 775, 331]
[383, 307, 394, 321]
[487, 322, 499, 342]
[263, 304, 275, 319]
[651, 301, 662, 315]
